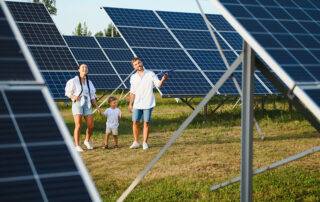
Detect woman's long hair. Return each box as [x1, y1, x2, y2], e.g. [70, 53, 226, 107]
[76, 64, 91, 104]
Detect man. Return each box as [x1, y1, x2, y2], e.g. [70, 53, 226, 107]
[128, 58, 168, 150]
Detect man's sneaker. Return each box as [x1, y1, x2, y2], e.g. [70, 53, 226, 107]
[75, 146, 84, 152]
[143, 142, 149, 150]
[84, 141, 93, 149]
[129, 141, 140, 149]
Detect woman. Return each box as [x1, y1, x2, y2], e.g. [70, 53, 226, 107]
[65, 64, 102, 152]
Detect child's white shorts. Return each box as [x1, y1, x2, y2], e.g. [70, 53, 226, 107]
[106, 127, 118, 135]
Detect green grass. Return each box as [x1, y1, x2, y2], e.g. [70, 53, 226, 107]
[57, 91, 320, 201]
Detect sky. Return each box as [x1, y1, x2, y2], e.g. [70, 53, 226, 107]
[21, 0, 220, 35]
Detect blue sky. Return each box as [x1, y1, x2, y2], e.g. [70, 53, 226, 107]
[35, 0, 219, 35]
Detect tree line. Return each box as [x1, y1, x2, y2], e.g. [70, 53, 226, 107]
[34, 0, 120, 37]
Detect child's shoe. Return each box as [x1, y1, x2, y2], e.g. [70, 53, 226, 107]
[102, 145, 109, 149]
[114, 145, 119, 149]
[129, 141, 139, 149]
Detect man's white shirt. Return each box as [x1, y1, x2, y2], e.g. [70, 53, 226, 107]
[130, 69, 160, 109]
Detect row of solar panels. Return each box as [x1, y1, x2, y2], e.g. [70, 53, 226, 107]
[0, 1, 101, 200]
[6, 1, 279, 100]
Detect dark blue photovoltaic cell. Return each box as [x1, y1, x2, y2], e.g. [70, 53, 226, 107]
[0, 16, 34, 80]
[41, 175, 91, 201]
[118, 27, 180, 48]
[172, 30, 217, 49]
[70, 48, 106, 61]
[0, 94, 8, 115]
[7, 1, 53, 23]
[104, 7, 164, 28]
[220, 32, 243, 50]
[255, 72, 279, 93]
[103, 49, 134, 61]
[0, 118, 20, 144]
[29, 46, 78, 71]
[207, 14, 235, 31]
[112, 62, 133, 74]
[204, 71, 238, 94]
[305, 89, 320, 107]
[64, 36, 99, 48]
[120, 75, 131, 88]
[95, 37, 129, 49]
[82, 61, 116, 74]
[156, 11, 207, 30]
[5, 90, 50, 114]
[281, 66, 315, 82]
[28, 145, 77, 174]
[18, 23, 65, 46]
[16, 117, 63, 143]
[42, 72, 76, 99]
[90, 74, 123, 89]
[0, 147, 33, 178]
[133, 48, 197, 70]
[188, 50, 239, 70]
[154, 71, 212, 96]
[233, 72, 269, 94]
[218, 0, 320, 85]
[0, 179, 43, 201]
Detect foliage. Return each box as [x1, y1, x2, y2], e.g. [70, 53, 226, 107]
[95, 24, 120, 37]
[72, 22, 92, 36]
[57, 93, 320, 201]
[33, 0, 57, 15]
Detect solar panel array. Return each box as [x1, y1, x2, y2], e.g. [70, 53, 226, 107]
[6, 2, 131, 100]
[211, 0, 320, 120]
[63, 35, 133, 90]
[0, 1, 100, 200]
[104, 7, 278, 97]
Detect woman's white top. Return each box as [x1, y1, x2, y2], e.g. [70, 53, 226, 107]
[130, 70, 160, 109]
[65, 76, 97, 101]
[104, 108, 121, 128]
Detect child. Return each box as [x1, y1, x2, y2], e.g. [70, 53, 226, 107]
[100, 96, 122, 149]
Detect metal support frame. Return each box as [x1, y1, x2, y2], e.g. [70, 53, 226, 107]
[255, 57, 320, 133]
[180, 98, 195, 110]
[117, 53, 243, 202]
[241, 41, 255, 202]
[97, 90, 109, 102]
[195, 0, 264, 140]
[209, 97, 230, 114]
[210, 55, 320, 194]
[211, 145, 320, 191]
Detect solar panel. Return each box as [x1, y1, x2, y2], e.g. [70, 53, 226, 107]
[6, 1, 78, 99]
[64, 35, 99, 48]
[104, 7, 277, 97]
[211, 0, 320, 119]
[0, 1, 101, 200]
[95, 37, 129, 49]
[64, 35, 130, 90]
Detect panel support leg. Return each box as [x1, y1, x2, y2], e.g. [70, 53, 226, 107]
[241, 41, 255, 202]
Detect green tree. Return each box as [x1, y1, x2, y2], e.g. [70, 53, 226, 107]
[95, 24, 120, 37]
[72, 22, 92, 36]
[33, 0, 57, 15]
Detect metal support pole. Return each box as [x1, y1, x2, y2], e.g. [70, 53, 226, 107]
[261, 96, 265, 115]
[117, 53, 243, 202]
[241, 41, 255, 202]
[180, 98, 195, 110]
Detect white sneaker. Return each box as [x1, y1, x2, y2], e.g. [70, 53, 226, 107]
[75, 146, 84, 152]
[129, 141, 140, 149]
[84, 141, 93, 149]
[143, 142, 149, 150]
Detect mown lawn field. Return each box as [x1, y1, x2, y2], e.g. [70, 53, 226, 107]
[57, 92, 320, 201]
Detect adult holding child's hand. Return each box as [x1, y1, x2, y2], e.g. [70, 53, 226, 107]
[65, 64, 102, 152]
